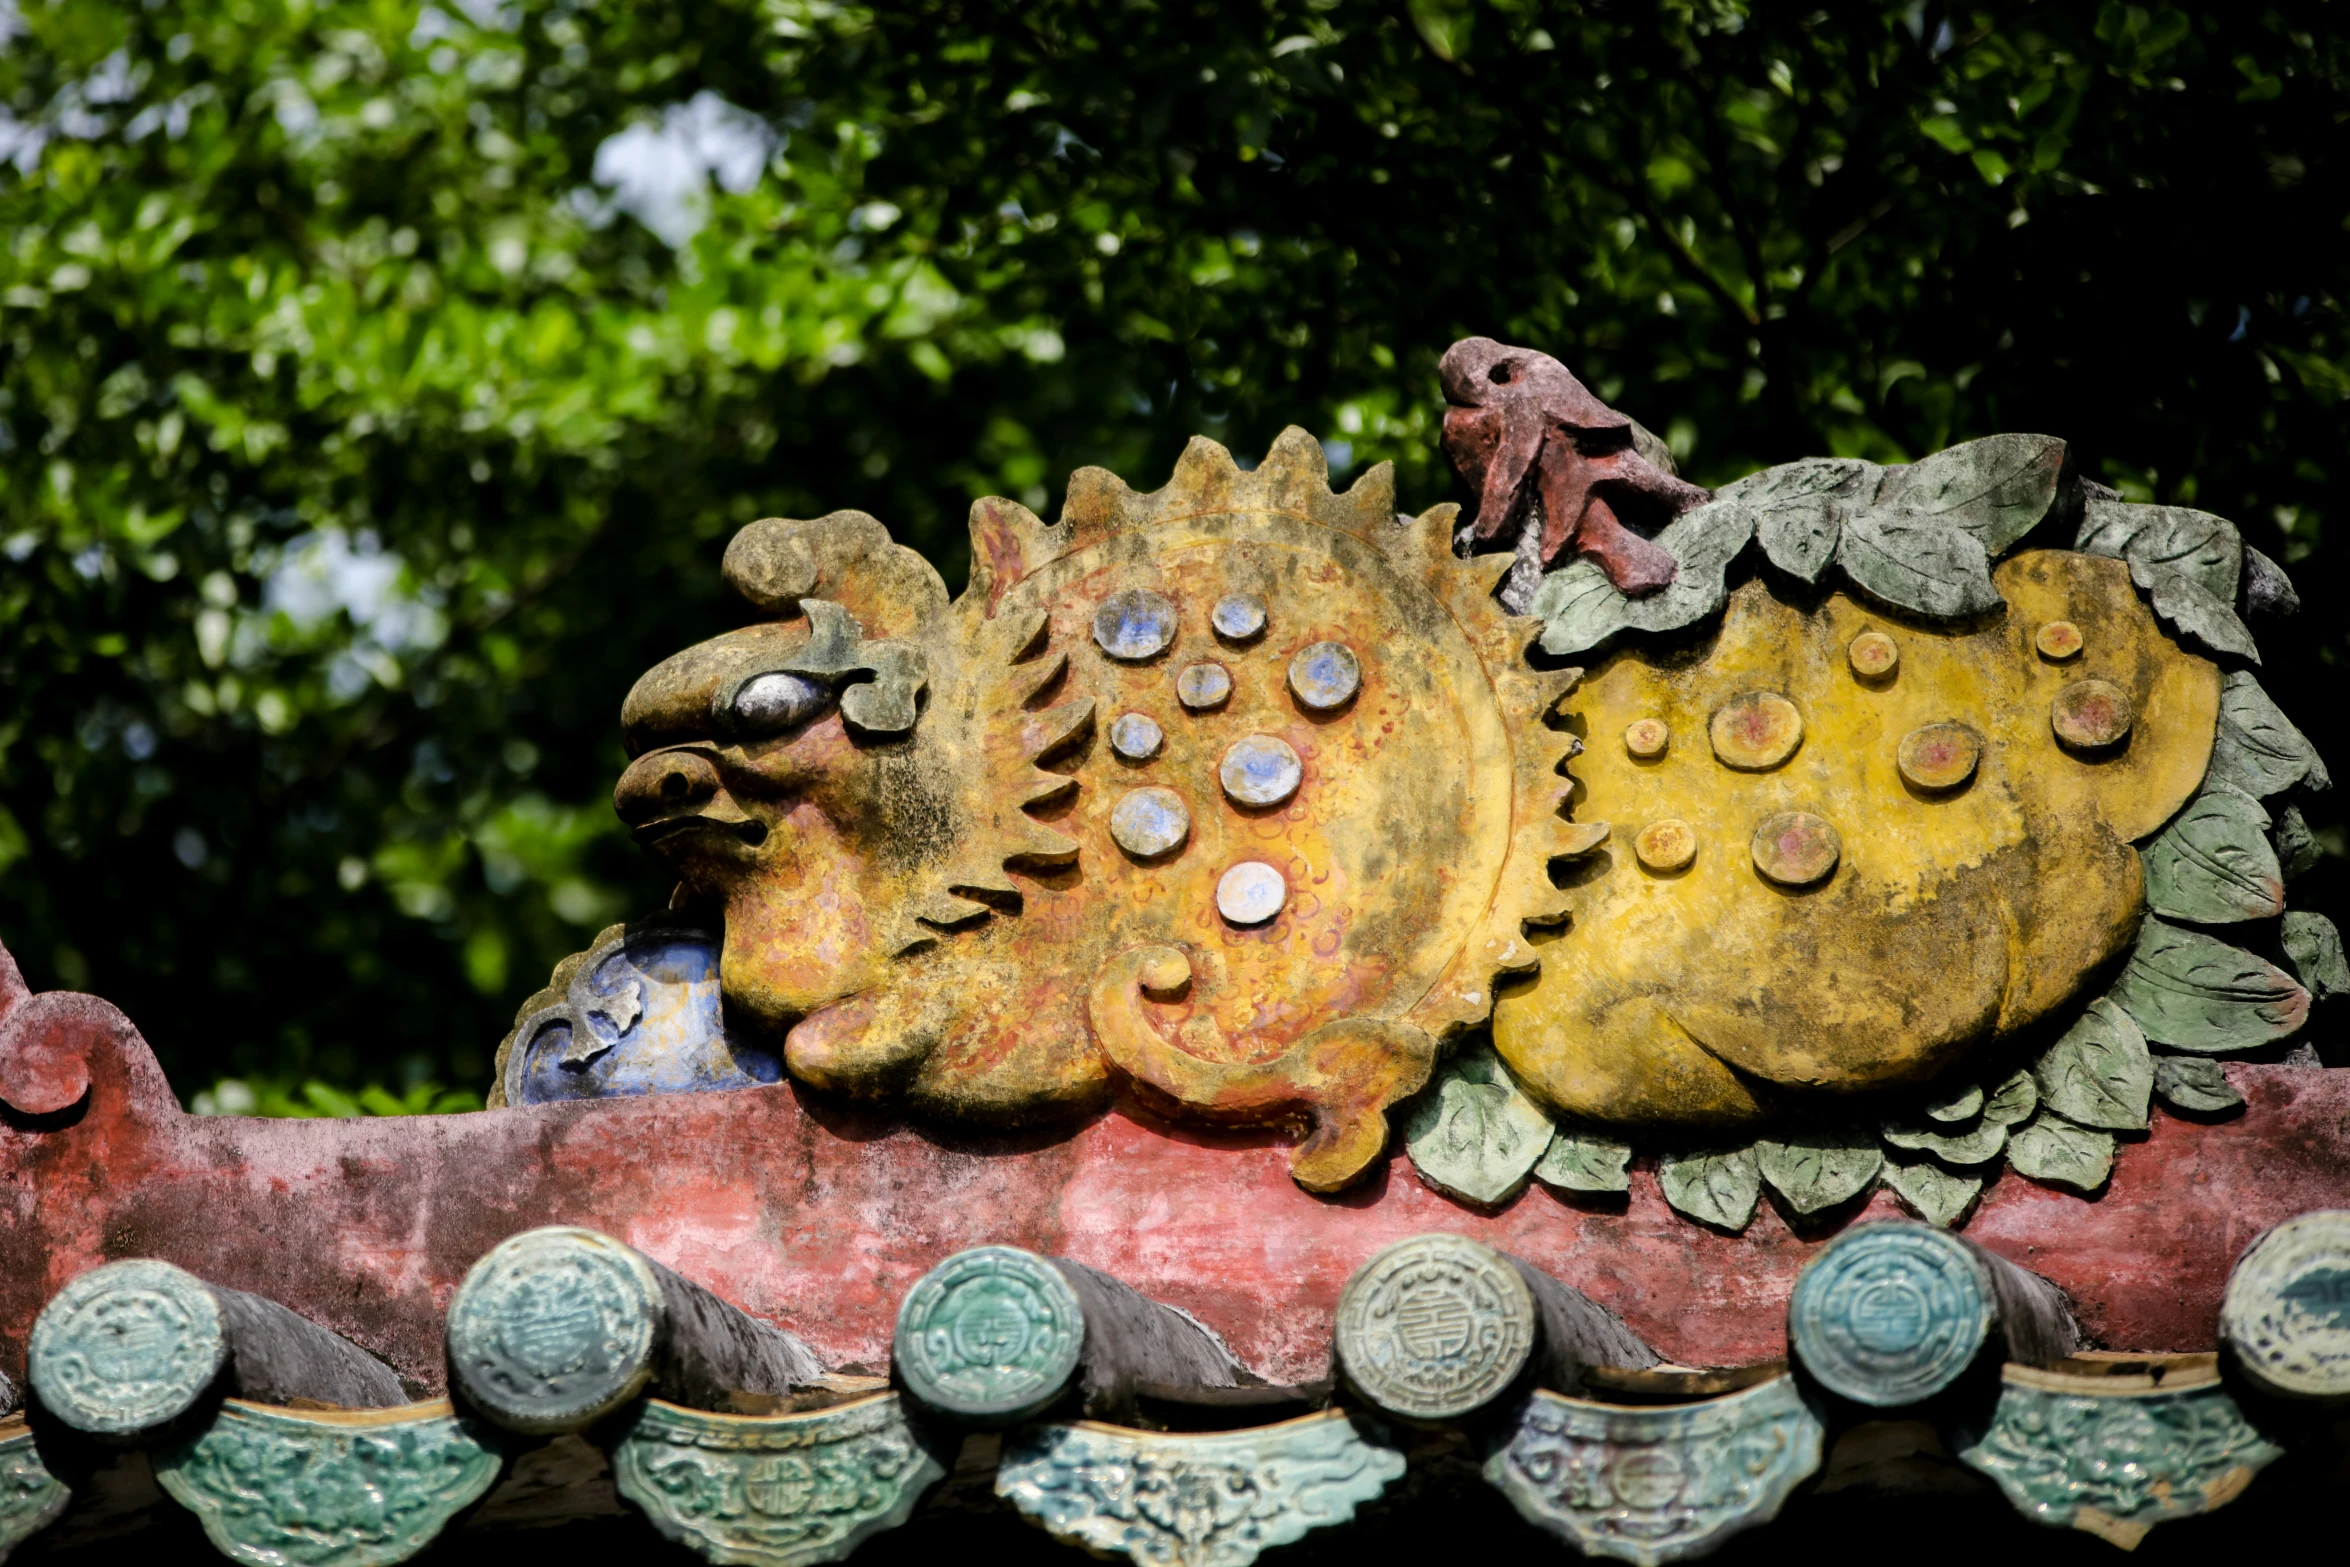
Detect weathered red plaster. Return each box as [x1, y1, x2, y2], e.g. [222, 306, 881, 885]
[4, 940, 2346, 1391]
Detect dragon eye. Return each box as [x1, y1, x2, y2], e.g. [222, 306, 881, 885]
[732, 672, 832, 737]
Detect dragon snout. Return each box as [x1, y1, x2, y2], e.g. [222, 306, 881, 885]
[613, 748, 762, 846]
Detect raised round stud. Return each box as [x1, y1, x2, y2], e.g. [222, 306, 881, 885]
[29, 1259, 227, 1437]
[1334, 1234, 1537, 1423]
[894, 1245, 1084, 1423]
[2035, 620, 2084, 660]
[1109, 787, 1191, 859]
[446, 1226, 665, 1435]
[1624, 718, 1670, 759]
[1177, 662, 1233, 711]
[1212, 592, 1267, 641]
[1216, 861, 1288, 925]
[1848, 631, 1899, 679]
[2222, 1210, 2350, 1400]
[1710, 692, 1804, 771]
[1751, 811, 1840, 886]
[1789, 1224, 1993, 1406]
[1288, 641, 1361, 712]
[1108, 712, 1163, 761]
[2051, 678, 2133, 749]
[1219, 734, 1303, 808]
[1634, 819, 1697, 873]
[1092, 588, 1178, 662]
[1897, 722, 1982, 792]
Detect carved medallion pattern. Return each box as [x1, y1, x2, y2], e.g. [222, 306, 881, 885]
[1956, 1367, 2281, 1549]
[997, 1411, 1405, 1567]
[152, 1399, 503, 1567]
[1334, 1235, 1534, 1421]
[2221, 1209, 2350, 1399]
[1484, 1375, 1824, 1567]
[0, 1426, 70, 1561]
[27, 1259, 227, 1436]
[447, 1228, 663, 1433]
[1788, 1226, 1990, 1406]
[611, 1393, 946, 1567]
[892, 1247, 1083, 1420]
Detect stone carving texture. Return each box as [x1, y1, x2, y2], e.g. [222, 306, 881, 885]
[152, 1399, 502, 1567]
[611, 1394, 945, 1567]
[1957, 1366, 2281, 1549]
[893, 1246, 1083, 1421]
[2222, 1209, 2350, 1399]
[1788, 1226, 1990, 1406]
[1333, 1234, 1534, 1421]
[997, 1411, 1404, 1567]
[0, 1426, 69, 1562]
[1484, 1375, 1823, 1566]
[28, 1259, 227, 1436]
[447, 1227, 663, 1433]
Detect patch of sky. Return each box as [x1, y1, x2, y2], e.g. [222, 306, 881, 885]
[586, 91, 775, 247]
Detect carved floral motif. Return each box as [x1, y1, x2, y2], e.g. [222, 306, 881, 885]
[0, 1426, 69, 1563]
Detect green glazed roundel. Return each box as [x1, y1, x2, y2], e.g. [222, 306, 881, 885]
[29, 1259, 227, 1437]
[893, 1247, 1084, 1422]
[1790, 1224, 1992, 1407]
[447, 1226, 665, 1434]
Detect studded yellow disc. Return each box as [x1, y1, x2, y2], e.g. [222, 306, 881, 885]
[1847, 631, 1899, 678]
[1897, 723, 1982, 792]
[1634, 819, 1697, 872]
[2051, 678, 2133, 749]
[1710, 692, 1804, 771]
[1751, 811, 1840, 886]
[2036, 620, 2084, 660]
[1624, 718, 1670, 759]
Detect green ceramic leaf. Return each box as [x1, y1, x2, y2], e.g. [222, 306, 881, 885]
[2108, 917, 2310, 1052]
[2075, 498, 2242, 601]
[1882, 1157, 1983, 1228]
[2206, 671, 2331, 798]
[1659, 1145, 1762, 1230]
[2132, 561, 2261, 661]
[2032, 998, 2152, 1132]
[2152, 1056, 2244, 1114]
[1837, 513, 2002, 619]
[1755, 1132, 1881, 1213]
[1534, 502, 1754, 656]
[1532, 560, 1630, 658]
[1981, 1070, 2039, 1127]
[1876, 433, 2066, 554]
[2282, 911, 2350, 1001]
[2143, 787, 2284, 923]
[1404, 1041, 1554, 1206]
[1924, 1084, 1983, 1122]
[1881, 1112, 2008, 1166]
[1720, 457, 1879, 583]
[2275, 803, 2323, 880]
[2007, 1113, 2116, 1193]
[1755, 504, 1843, 583]
[1532, 1128, 1633, 1194]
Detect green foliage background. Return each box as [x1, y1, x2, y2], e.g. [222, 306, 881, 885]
[2, 0, 2344, 1113]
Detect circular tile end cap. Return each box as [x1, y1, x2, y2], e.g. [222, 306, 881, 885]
[447, 1226, 666, 1434]
[2051, 678, 2133, 749]
[1335, 1234, 1537, 1422]
[893, 1245, 1085, 1423]
[2222, 1209, 2350, 1400]
[1789, 1224, 1993, 1406]
[1710, 692, 1804, 770]
[30, 1259, 227, 1437]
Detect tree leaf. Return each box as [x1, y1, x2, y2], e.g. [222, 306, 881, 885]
[2007, 1112, 2116, 1193]
[1924, 1084, 1983, 1122]
[2143, 786, 2284, 923]
[1755, 1131, 1881, 1213]
[1882, 1157, 1983, 1228]
[2127, 560, 2260, 662]
[2206, 671, 2331, 798]
[1980, 1070, 2040, 1127]
[2032, 997, 2152, 1132]
[2108, 917, 2311, 1052]
[1876, 433, 2066, 554]
[2152, 1056, 2245, 1114]
[1718, 457, 1879, 583]
[2075, 498, 2243, 601]
[1836, 513, 2002, 619]
[2282, 911, 2350, 1001]
[1533, 1128, 1633, 1194]
[1658, 1145, 1762, 1230]
[2276, 803, 2324, 880]
[1404, 1041, 1554, 1206]
[1881, 1111, 2009, 1166]
[1532, 560, 1631, 657]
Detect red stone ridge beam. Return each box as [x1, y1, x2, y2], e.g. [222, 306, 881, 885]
[2, 938, 2345, 1393]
